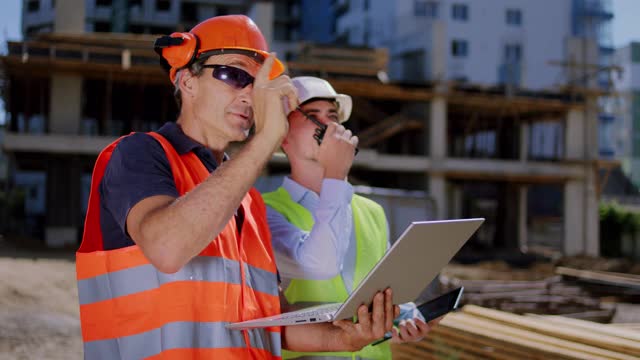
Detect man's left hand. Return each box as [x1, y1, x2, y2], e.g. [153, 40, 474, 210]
[390, 317, 442, 344]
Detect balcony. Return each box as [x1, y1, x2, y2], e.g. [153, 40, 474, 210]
[2, 132, 116, 156]
[578, 0, 614, 20]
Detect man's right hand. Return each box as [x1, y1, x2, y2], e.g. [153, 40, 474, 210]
[317, 122, 359, 180]
[331, 288, 399, 351]
[252, 53, 298, 148]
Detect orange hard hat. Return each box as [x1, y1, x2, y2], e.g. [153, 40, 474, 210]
[156, 15, 285, 82]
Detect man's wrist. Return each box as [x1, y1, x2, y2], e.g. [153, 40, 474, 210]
[325, 326, 359, 352]
[249, 130, 284, 155]
[322, 168, 348, 181]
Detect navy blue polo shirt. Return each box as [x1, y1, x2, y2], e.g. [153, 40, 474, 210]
[99, 122, 225, 250]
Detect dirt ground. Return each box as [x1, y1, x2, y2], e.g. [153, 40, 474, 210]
[1, 241, 639, 360]
[0, 243, 81, 360]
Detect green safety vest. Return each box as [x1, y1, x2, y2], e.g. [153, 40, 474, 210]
[263, 186, 391, 360]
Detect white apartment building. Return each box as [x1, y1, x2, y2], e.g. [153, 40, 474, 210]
[336, 0, 612, 90]
[613, 42, 640, 186]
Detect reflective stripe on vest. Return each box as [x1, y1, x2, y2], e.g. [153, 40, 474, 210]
[77, 132, 281, 359]
[84, 322, 281, 360]
[77, 256, 277, 305]
[262, 187, 390, 360]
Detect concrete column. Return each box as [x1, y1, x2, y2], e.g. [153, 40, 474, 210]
[518, 185, 528, 252]
[429, 96, 447, 159]
[564, 180, 585, 255]
[451, 185, 463, 219]
[520, 122, 529, 162]
[584, 176, 600, 256]
[45, 156, 81, 247]
[55, 0, 85, 33]
[49, 75, 83, 135]
[584, 98, 600, 256]
[429, 20, 446, 81]
[429, 176, 447, 219]
[564, 104, 600, 256]
[428, 95, 447, 219]
[247, 2, 274, 46]
[566, 107, 585, 160]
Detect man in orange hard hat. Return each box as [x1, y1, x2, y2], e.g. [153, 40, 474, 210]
[76, 15, 397, 359]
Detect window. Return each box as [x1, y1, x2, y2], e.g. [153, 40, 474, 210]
[451, 39, 468, 57]
[415, 0, 437, 18]
[632, 44, 640, 63]
[506, 9, 522, 26]
[129, 0, 142, 6]
[129, 25, 145, 33]
[181, 2, 198, 22]
[504, 44, 522, 62]
[156, 0, 171, 12]
[27, 0, 40, 12]
[96, 0, 112, 6]
[94, 22, 110, 32]
[451, 3, 468, 21]
[363, 0, 369, 11]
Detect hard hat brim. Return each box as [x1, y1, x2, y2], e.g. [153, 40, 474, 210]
[334, 94, 352, 123]
[199, 47, 285, 80]
[170, 47, 285, 83]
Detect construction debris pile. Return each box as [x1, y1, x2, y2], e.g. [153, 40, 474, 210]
[391, 304, 640, 360]
[440, 256, 640, 322]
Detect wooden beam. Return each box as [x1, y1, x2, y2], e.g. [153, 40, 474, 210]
[528, 315, 640, 343]
[462, 305, 640, 357]
[556, 267, 640, 289]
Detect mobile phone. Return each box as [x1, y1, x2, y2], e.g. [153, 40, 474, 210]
[372, 287, 464, 345]
[295, 106, 358, 155]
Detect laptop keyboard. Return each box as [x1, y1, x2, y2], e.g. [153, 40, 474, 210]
[278, 303, 342, 320]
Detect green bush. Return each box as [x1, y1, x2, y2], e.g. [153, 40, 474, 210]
[599, 201, 640, 258]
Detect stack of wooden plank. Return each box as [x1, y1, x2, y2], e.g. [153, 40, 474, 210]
[556, 267, 640, 291]
[392, 305, 640, 360]
[441, 275, 612, 320]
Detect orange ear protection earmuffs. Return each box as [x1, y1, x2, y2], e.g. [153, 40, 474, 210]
[154, 32, 200, 76]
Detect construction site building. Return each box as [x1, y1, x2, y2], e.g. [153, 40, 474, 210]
[0, 1, 610, 260]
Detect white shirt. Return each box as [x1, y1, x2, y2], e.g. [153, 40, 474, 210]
[266, 177, 353, 281]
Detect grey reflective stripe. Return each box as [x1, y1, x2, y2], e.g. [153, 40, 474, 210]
[247, 328, 281, 357]
[245, 263, 279, 296]
[84, 322, 280, 360]
[78, 256, 243, 305]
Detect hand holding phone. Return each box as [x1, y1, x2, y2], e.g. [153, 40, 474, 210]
[371, 287, 464, 345]
[296, 106, 359, 155]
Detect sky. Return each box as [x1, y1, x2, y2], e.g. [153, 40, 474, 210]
[611, 0, 640, 47]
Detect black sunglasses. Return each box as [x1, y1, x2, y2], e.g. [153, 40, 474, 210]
[201, 64, 254, 89]
[296, 107, 359, 156]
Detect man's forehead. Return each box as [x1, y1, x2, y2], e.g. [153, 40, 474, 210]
[205, 54, 261, 72]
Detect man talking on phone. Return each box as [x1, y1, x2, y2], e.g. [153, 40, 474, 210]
[263, 76, 440, 359]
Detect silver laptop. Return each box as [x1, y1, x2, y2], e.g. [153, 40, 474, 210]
[226, 218, 484, 330]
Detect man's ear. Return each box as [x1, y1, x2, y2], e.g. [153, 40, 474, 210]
[179, 70, 198, 98]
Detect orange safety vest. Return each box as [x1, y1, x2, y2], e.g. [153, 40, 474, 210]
[76, 132, 281, 359]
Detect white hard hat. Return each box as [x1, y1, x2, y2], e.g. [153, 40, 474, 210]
[292, 76, 352, 123]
